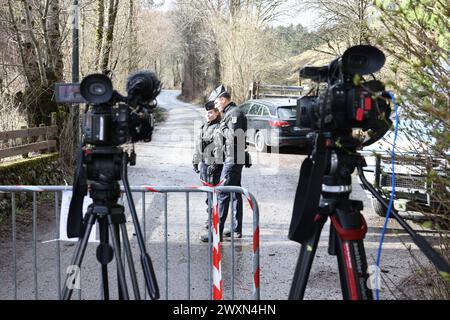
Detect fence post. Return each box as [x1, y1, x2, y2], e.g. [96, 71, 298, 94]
[40, 124, 49, 154]
[20, 125, 29, 158]
[51, 113, 57, 127]
[39, 124, 46, 142]
[50, 114, 58, 153]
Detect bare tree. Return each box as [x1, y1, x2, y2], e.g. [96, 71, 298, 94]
[46, 0, 64, 80]
[296, 0, 374, 55]
[100, 0, 119, 71]
[94, 0, 105, 70]
[4, 0, 64, 127]
[175, 0, 285, 102]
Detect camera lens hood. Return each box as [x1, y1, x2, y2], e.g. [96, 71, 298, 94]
[342, 45, 386, 75]
[80, 74, 114, 104]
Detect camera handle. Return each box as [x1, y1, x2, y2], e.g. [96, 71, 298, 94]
[357, 164, 450, 274]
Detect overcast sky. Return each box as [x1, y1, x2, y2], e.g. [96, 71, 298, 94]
[154, 0, 318, 29]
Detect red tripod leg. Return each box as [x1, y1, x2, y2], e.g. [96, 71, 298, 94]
[330, 201, 373, 300]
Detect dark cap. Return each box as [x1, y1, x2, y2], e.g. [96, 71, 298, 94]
[204, 101, 215, 111]
[208, 85, 229, 102]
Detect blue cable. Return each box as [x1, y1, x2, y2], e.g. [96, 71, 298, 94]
[375, 92, 400, 300]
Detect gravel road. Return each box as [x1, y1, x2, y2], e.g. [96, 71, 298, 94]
[0, 90, 434, 300]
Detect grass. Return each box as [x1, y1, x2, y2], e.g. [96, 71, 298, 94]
[154, 107, 168, 123]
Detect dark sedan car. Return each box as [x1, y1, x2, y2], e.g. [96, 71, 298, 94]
[240, 99, 311, 152]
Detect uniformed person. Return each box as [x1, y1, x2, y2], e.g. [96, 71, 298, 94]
[201, 85, 249, 242]
[193, 101, 223, 228]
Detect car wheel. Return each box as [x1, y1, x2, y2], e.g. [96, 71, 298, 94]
[255, 131, 268, 153]
[371, 197, 389, 218]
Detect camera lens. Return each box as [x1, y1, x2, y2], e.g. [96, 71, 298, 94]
[80, 74, 113, 104]
[89, 83, 107, 96]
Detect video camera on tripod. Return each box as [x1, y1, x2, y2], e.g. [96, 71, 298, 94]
[290, 45, 392, 243]
[54, 70, 162, 300]
[289, 45, 450, 300]
[289, 45, 392, 300]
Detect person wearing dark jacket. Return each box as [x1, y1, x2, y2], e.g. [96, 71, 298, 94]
[201, 85, 249, 242]
[193, 101, 223, 228]
[193, 101, 223, 185]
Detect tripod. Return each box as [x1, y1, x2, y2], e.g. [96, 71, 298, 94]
[61, 146, 159, 300]
[289, 133, 373, 300]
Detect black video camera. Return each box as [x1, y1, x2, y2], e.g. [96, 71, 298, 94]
[297, 45, 392, 146]
[55, 70, 162, 146]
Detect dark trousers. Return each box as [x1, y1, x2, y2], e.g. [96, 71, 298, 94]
[218, 163, 243, 236]
[199, 162, 222, 186]
[199, 162, 223, 209]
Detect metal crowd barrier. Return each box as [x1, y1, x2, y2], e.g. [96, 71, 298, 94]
[0, 185, 260, 300]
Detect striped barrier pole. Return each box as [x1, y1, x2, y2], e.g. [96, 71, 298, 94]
[211, 187, 222, 300]
[200, 180, 224, 300]
[243, 189, 260, 299]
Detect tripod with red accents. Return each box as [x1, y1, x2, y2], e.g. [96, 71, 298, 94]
[288, 133, 373, 300]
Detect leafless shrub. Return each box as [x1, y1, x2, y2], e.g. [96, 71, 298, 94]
[0, 93, 25, 132]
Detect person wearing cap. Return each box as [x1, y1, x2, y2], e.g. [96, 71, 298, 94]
[200, 85, 249, 242]
[193, 101, 223, 227]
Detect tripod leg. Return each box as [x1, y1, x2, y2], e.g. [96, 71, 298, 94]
[112, 224, 125, 300]
[119, 223, 142, 300]
[331, 203, 373, 300]
[335, 236, 373, 300]
[121, 153, 159, 299]
[108, 217, 130, 300]
[289, 217, 326, 300]
[62, 211, 97, 300]
[97, 217, 113, 300]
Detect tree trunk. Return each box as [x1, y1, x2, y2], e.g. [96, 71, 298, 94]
[7, 0, 30, 82]
[21, 0, 47, 86]
[95, 0, 104, 70]
[46, 0, 63, 80]
[100, 0, 119, 72]
[127, 0, 138, 73]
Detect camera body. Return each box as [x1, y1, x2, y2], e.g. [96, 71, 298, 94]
[83, 103, 156, 146]
[83, 104, 131, 146]
[298, 80, 390, 131]
[56, 70, 161, 147]
[297, 45, 391, 143]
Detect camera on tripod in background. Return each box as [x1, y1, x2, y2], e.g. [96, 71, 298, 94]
[56, 70, 162, 146]
[54, 71, 162, 300]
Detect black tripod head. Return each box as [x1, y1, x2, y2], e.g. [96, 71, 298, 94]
[288, 131, 366, 244]
[67, 146, 129, 236]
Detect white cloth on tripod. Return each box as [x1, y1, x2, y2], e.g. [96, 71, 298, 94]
[59, 190, 97, 242]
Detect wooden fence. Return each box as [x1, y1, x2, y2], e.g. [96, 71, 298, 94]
[0, 126, 58, 161]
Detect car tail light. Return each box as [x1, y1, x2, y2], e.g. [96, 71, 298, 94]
[269, 120, 290, 127]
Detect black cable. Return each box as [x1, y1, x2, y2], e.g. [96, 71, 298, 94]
[357, 164, 450, 274]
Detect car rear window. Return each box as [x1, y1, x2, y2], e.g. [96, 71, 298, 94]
[277, 106, 297, 119]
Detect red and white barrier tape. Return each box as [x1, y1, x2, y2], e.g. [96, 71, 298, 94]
[211, 187, 222, 300]
[143, 182, 259, 300]
[201, 179, 224, 300]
